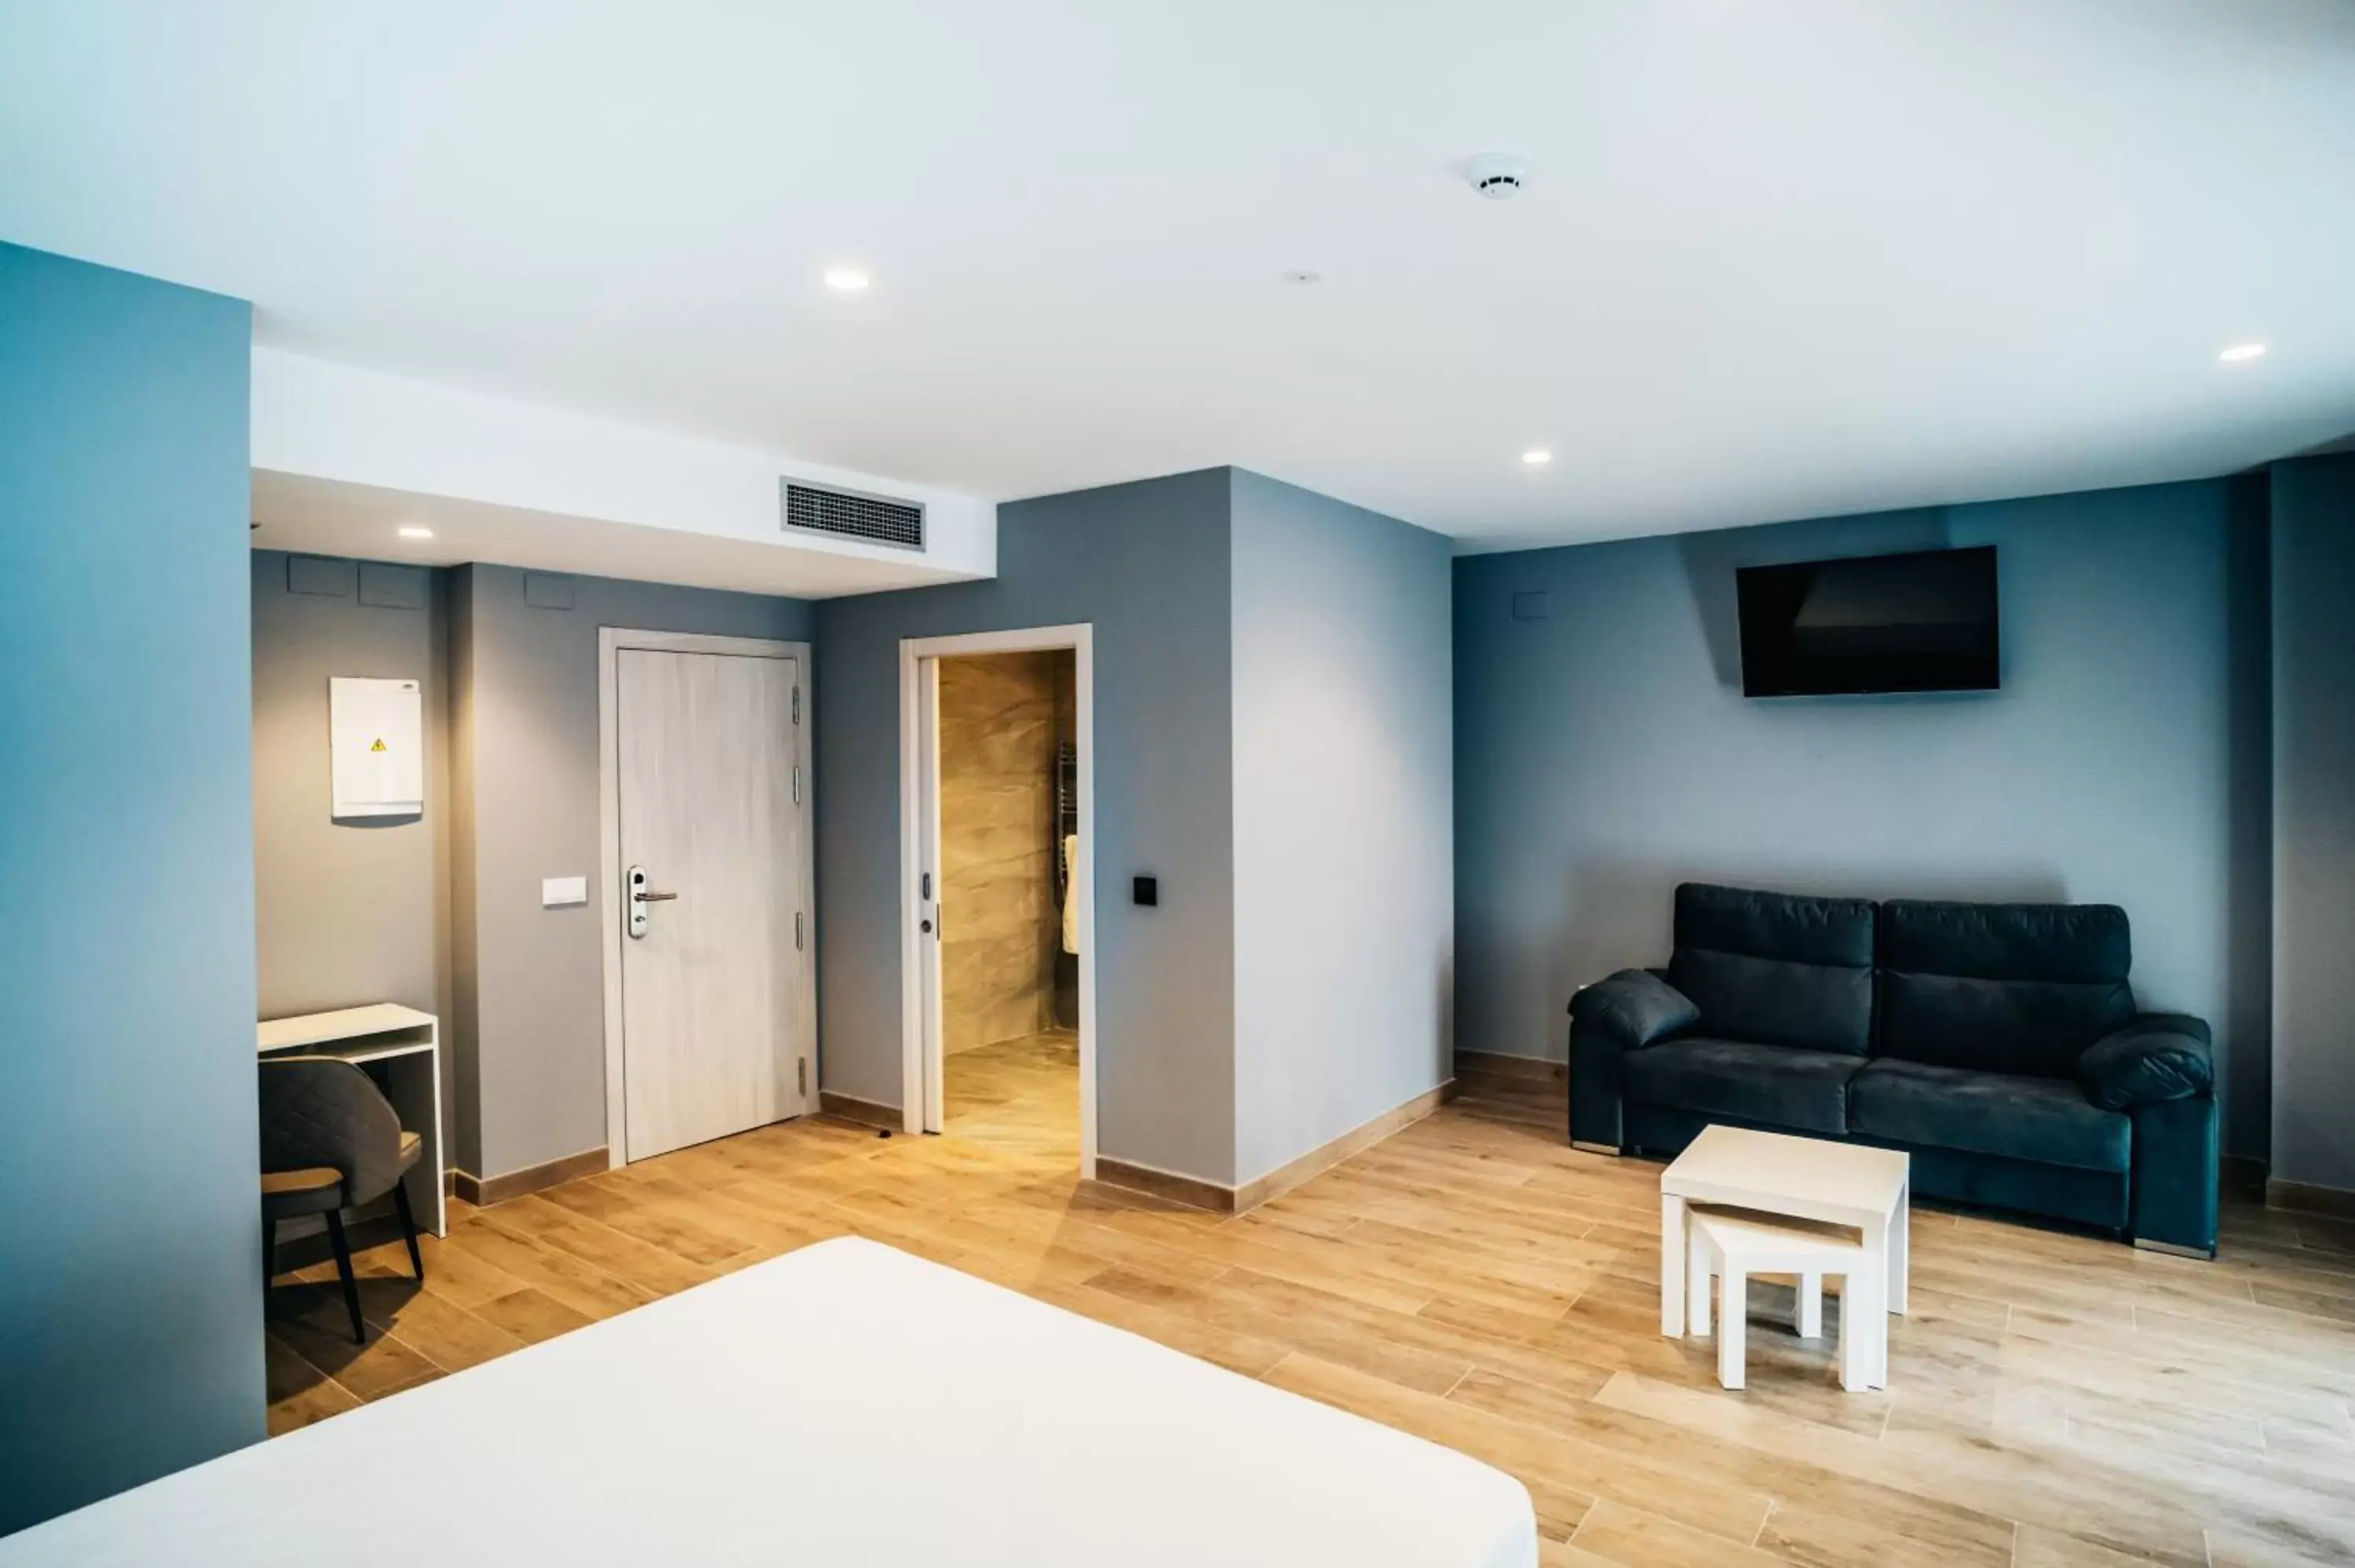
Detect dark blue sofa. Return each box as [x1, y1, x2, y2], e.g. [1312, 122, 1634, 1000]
[1569, 883, 2218, 1256]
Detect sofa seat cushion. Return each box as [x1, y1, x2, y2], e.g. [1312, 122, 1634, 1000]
[1849, 1058, 2129, 1172]
[1621, 1037, 1865, 1136]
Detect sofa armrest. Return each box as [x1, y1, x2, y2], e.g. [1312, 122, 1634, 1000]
[1571, 969, 1700, 1049]
[2077, 1013, 2213, 1111]
[1568, 970, 1697, 1150]
[2130, 1096, 2218, 1256]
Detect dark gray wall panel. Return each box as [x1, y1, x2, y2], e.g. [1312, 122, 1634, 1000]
[2269, 454, 2355, 1191]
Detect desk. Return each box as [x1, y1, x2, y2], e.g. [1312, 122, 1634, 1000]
[257, 1005, 445, 1238]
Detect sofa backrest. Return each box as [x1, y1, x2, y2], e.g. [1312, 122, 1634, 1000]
[1876, 899, 2136, 1077]
[1666, 883, 1876, 1056]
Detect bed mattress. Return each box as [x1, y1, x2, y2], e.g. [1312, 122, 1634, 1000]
[1, 1236, 1537, 1567]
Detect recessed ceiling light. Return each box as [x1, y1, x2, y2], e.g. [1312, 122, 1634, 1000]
[397, 525, 433, 540]
[1521, 449, 1553, 467]
[823, 268, 871, 293]
[2218, 342, 2266, 363]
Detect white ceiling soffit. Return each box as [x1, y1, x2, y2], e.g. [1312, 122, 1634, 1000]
[5, 2, 2355, 552]
[250, 349, 991, 597]
[248, 471, 964, 600]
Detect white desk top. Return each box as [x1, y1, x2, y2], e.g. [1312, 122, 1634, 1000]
[1662, 1125, 1908, 1221]
[0, 1238, 1536, 1568]
[256, 1004, 436, 1056]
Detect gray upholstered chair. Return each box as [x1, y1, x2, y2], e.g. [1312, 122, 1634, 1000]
[259, 1056, 425, 1344]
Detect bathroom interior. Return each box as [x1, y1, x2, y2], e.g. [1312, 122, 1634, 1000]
[937, 648, 1079, 1163]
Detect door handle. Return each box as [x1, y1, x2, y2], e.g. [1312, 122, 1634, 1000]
[626, 865, 677, 939]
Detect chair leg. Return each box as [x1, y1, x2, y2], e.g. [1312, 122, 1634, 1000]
[325, 1209, 365, 1345]
[393, 1180, 425, 1281]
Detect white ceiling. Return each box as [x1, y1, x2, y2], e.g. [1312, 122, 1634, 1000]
[5, 2, 2353, 551]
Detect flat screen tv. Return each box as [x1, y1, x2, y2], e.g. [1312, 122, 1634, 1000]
[1736, 545, 1999, 697]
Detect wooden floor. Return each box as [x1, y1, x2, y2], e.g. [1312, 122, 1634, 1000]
[265, 1057, 2355, 1568]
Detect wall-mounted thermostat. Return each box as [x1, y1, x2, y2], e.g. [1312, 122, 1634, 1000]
[329, 676, 424, 819]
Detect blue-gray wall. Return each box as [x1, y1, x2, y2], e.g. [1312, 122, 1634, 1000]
[1454, 479, 2274, 1158]
[251, 552, 450, 1027]
[1230, 472, 1455, 1183]
[814, 469, 1238, 1182]
[0, 244, 263, 1530]
[2269, 453, 2355, 1192]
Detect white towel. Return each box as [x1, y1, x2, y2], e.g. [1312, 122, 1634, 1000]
[1061, 833, 1080, 954]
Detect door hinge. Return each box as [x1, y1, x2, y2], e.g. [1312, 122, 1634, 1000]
[794, 910, 805, 951]
[792, 686, 801, 725]
[798, 1057, 808, 1097]
[792, 764, 802, 805]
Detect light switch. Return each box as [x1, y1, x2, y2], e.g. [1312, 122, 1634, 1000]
[542, 876, 589, 908]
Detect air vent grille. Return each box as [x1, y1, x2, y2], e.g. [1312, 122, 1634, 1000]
[781, 481, 926, 550]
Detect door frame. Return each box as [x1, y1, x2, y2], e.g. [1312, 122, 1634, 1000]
[899, 625, 1097, 1180]
[597, 628, 815, 1169]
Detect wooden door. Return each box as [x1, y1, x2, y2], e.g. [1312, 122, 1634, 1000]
[616, 648, 808, 1159]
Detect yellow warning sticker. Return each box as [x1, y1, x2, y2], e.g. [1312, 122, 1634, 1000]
[370, 738, 388, 752]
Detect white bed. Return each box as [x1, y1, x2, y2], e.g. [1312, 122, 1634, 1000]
[2, 1237, 1537, 1567]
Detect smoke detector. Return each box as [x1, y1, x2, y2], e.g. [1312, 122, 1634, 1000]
[1463, 152, 1529, 199]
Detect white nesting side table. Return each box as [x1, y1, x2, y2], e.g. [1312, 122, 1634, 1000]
[257, 1004, 445, 1238]
[1659, 1125, 1908, 1389]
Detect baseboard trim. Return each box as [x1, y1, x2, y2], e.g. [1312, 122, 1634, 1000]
[451, 1146, 609, 1208]
[1093, 1156, 1236, 1214]
[1092, 1079, 1459, 1217]
[1454, 1050, 1566, 1087]
[1234, 1080, 1458, 1212]
[2220, 1154, 2267, 1203]
[2267, 1176, 2355, 1220]
[1571, 1140, 1620, 1157]
[818, 1090, 902, 1132]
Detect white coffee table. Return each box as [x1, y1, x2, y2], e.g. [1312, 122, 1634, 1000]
[1659, 1125, 1908, 1388]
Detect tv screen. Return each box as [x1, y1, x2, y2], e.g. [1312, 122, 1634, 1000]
[1736, 545, 1999, 697]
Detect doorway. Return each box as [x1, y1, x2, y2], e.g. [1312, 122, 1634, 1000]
[900, 625, 1095, 1178]
[597, 630, 815, 1165]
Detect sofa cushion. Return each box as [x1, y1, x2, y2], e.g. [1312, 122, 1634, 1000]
[1877, 899, 2138, 1078]
[1667, 883, 1876, 1056]
[1621, 1036, 1865, 1136]
[1569, 969, 1700, 1047]
[1849, 1058, 2130, 1172]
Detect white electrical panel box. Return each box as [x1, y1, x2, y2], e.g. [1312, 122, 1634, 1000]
[329, 676, 425, 819]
